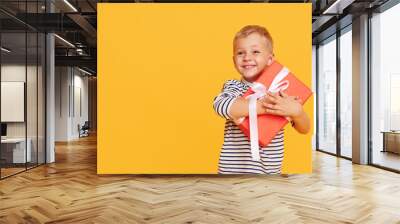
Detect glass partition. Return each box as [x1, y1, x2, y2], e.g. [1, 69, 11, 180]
[1, 30, 28, 177]
[27, 30, 38, 169]
[26, 0, 44, 169]
[38, 32, 45, 165]
[339, 28, 352, 158]
[317, 35, 337, 155]
[371, 3, 400, 171]
[0, 1, 46, 179]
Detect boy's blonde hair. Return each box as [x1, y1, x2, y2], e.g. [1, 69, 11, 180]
[233, 25, 273, 53]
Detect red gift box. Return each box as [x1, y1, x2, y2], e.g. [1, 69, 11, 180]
[238, 61, 312, 148]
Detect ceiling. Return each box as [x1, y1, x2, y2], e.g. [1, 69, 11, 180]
[1, 0, 97, 74]
[0, 0, 394, 75]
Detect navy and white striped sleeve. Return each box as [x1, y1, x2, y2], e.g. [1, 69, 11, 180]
[213, 80, 243, 120]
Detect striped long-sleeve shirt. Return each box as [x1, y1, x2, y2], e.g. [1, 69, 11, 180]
[213, 79, 284, 174]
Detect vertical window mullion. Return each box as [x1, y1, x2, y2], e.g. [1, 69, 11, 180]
[316, 45, 319, 151]
[0, 22, 2, 179]
[25, 0, 28, 171]
[337, 29, 341, 157]
[367, 11, 373, 165]
[36, 0, 39, 167]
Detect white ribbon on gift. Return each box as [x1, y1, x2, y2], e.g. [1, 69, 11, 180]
[242, 67, 290, 161]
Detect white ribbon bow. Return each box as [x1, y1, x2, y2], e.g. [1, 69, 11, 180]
[244, 67, 290, 161]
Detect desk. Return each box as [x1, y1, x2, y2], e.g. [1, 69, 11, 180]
[381, 131, 400, 154]
[1, 138, 31, 163]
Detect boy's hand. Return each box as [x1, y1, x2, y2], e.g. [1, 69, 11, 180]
[261, 91, 303, 119]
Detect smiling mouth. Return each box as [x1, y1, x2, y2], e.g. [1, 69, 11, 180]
[242, 65, 256, 69]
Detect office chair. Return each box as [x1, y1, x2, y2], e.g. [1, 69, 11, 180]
[79, 121, 90, 138]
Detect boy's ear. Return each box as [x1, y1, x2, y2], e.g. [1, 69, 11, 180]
[267, 54, 274, 66]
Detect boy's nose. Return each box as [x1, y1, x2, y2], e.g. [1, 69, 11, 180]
[243, 54, 252, 61]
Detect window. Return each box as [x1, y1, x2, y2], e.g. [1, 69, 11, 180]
[371, 2, 400, 171]
[317, 36, 337, 155]
[339, 28, 352, 158]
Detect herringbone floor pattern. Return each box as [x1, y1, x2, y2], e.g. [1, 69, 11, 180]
[1, 134, 400, 224]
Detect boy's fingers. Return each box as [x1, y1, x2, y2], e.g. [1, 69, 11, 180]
[291, 95, 300, 101]
[279, 90, 288, 98]
[259, 96, 267, 101]
[264, 103, 279, 110]
[267, 92, 282, 102]
[265, 108, 276, 114]
[264, 96, 277, 104]
[265, 108, 284, 116]
[267, 92, 278, 99]
[263, 101, 283, 111]
[275, 92, 283, 99]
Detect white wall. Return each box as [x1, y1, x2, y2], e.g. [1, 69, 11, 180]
[1, 64, 25, 81]
[1, 65, 38, 137]
[55, 67, 89, 141]
[55, 67, 70, 141]
[1, 65, 26, 140]
[75, 70, 89, 139]
[1, 82, 24, 122]
[1, 63, 46, 164]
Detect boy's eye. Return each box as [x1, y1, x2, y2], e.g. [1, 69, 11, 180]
[237, 52, 244, 55]
[253, 50, 260, 54]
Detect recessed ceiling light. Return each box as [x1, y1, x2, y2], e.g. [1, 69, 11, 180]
[1, 47, 11, 53]
[322, 0, 355, 15]
[54, 34, 75, 48]
[77, 67, 93, 76]
[63, 0, 78, 12]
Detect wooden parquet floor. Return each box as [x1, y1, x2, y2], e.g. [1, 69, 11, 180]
[1, 134, 400, 224]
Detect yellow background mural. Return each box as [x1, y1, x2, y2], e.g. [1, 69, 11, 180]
[98, 3, 312, 174]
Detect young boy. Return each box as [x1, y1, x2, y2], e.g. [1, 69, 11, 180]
[213, 25, 310, 174]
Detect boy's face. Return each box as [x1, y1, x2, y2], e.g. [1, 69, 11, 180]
[233, 33, 273, 82]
